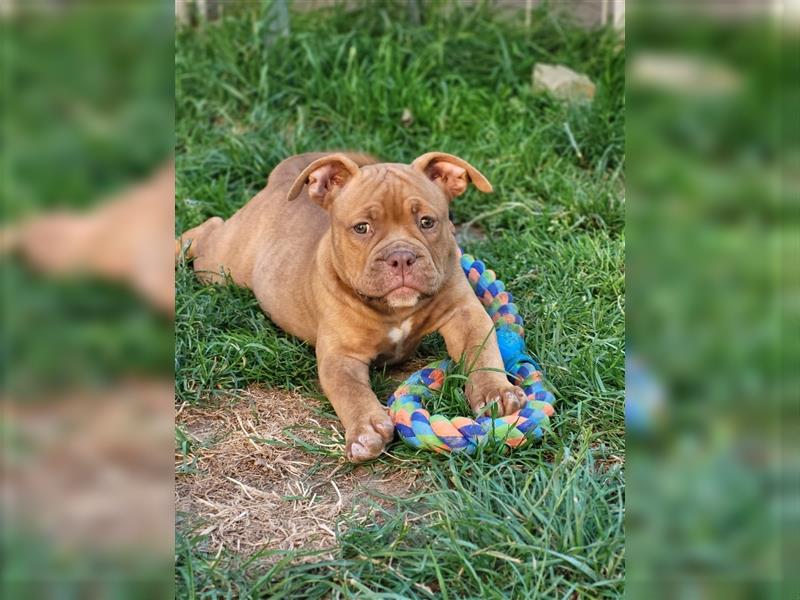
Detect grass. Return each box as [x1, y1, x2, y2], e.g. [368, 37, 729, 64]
[175, 1, 624, 597]
[178, 444, 623, 598]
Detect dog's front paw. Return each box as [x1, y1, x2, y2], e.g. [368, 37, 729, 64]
[468, 379, 527, 417]
[345, 411, 394, 463]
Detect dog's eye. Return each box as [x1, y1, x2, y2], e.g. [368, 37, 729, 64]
[419, 216, 436, 230]
[353, 222, 370, 234]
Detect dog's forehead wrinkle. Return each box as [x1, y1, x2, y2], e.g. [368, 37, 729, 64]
[360, 164, 390, 186]
[362, 164, 426, 191]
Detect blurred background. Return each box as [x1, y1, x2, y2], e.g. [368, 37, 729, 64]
[625, 1, 797, 598]
[0, 0, 797, 598]
[1, 1, 175, 598]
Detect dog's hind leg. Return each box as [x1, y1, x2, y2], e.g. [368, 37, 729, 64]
[175, 216, 224, 262]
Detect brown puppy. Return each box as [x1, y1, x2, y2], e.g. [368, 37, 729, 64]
[178, 152, 528, 462]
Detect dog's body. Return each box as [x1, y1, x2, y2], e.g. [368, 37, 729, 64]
[179, 151, 527, 461]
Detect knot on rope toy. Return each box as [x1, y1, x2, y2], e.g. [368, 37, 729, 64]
[385, 252, 555, 453]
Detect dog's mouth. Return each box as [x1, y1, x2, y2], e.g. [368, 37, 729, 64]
[384, 286, 422, 308]
[386, 282, 425, 294]
[357, 284, 434, 307]
[353, 250, 442, 308]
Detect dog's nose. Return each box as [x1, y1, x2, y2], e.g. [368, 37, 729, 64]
[386, 251, 417, 275]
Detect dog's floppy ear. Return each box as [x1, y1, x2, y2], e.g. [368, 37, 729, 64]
[286, 153, 361, 209]
[411, 152, 492, 200]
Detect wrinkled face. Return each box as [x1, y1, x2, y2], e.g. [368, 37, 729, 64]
[329, 165, 452, 308]
[286, 152, 493, 310]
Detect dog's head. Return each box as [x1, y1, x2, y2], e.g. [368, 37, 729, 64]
[287, 152, 492, 308]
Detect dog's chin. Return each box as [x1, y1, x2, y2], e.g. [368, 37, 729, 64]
[385, 287, 421, 308]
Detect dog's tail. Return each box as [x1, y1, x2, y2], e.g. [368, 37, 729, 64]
[175, 216, 224, 263]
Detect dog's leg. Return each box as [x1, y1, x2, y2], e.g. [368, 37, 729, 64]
[316, 350, 394, 462]
[175, 216, 224, 262]
[439, 305, 528, 416]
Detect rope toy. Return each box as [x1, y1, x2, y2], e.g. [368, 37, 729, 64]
[386, 252, 555, 453]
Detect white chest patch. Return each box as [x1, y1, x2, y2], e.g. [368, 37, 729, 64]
[388, 318, 413, 345]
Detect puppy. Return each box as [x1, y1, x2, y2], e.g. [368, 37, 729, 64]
[178, 152, 527, 461]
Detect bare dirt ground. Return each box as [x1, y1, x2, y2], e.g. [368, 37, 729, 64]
[175, 387, 422, 558]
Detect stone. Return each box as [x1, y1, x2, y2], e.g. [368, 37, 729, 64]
[532, 63, 596, 103]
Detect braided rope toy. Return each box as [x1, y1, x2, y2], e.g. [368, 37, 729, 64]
[385, 252, 555, 453]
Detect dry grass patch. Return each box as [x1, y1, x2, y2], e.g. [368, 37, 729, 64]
[175, 387, 421, 557]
